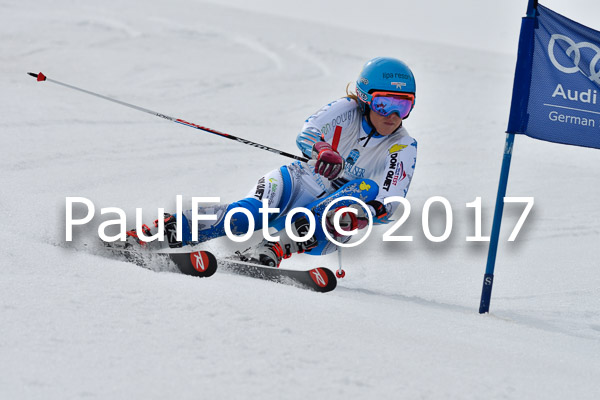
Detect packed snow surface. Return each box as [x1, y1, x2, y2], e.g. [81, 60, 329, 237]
[2, 0, 599, 399]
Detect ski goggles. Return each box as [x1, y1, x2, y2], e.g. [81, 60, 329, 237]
[367, 92, 415, 118]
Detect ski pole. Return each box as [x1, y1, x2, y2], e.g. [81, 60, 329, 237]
[336, 247, 346, 278]
[27, 72, 309, 162]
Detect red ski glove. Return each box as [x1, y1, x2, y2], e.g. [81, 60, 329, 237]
[312, 142, 344, 180]
[325, 205, 369, 238]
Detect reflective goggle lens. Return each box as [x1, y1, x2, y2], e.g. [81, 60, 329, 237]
[370, 93, 414, 118]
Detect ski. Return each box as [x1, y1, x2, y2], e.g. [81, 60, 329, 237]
[101, 243, 218, 278]
[168, 250, 218, 278]
[100, 242, 334, 291]
[219, 258, 337, 293]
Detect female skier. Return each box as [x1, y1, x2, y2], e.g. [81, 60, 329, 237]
[128, 57, 418, 267]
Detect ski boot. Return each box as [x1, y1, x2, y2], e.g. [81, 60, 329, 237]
[237, 215, 319, 267]
[115, 213, 182, 251]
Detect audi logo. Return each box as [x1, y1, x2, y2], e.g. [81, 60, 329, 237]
[548, 33, 600, 84]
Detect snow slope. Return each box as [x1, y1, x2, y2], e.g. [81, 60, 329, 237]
[2, 0, 600, 399]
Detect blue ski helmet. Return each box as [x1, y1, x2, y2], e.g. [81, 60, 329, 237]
[356, 57, 416, 118]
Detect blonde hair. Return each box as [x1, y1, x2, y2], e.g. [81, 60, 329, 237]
[345, 82, 359, 102]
